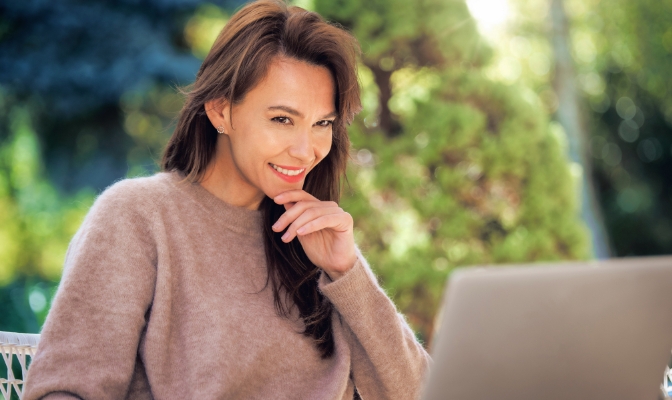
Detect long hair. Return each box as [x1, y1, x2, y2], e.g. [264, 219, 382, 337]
[161, 0, 362, 358]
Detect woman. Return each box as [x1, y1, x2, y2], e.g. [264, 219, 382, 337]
[24, 0, 430, 399]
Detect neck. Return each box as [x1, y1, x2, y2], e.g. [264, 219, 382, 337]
[199, 137, 265, 211]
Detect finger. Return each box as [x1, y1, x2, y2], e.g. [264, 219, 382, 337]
[274, 202, 338, 234]
[295, 212, 353, 237]
[282, 207, 343, 242]
[274, 190, 319, 205]
[273, 201, 338, 232]
[280, 207, 344, 242]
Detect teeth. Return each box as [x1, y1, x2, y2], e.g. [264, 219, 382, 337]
[271, 164, 305, 176]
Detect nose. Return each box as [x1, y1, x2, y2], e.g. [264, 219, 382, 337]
[288, 127, 314, 164]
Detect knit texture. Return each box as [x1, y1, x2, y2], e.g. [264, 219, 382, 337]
[23, 170, 430, 400]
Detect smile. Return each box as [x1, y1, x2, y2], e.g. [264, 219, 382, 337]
[269, 163, 305, 176]
[269, 163, 307, 183]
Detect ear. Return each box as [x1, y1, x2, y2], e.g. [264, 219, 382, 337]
[204, 98, 231, 135]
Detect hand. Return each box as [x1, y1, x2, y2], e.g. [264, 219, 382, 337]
[272, 190, 357, 281]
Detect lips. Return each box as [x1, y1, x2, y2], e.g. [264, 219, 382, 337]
[269, 163, 307, 183]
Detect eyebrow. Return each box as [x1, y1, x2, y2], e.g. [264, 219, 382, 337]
[267, 105, 337, 120]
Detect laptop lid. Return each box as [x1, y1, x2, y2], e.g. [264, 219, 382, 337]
[422, 256, 672, 400]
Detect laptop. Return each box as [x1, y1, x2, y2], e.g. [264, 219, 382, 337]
[421, 256, 672, 400]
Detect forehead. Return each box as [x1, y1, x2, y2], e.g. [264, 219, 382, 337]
[244, 56, 336, 113]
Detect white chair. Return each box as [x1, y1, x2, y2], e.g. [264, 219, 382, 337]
[0, 331, 40, 400]
[663, 350, 672, 399]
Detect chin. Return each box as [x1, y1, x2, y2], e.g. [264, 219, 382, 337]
[264, 183, 303, 199]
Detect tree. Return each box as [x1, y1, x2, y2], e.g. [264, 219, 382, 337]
[0, 0, 241, 333]
[0, 0, 241, 192]
[314, 0, 590, 342]
[495, 0, 672, 257]
[570, 0, 672, 256]
[0, 102, 94, 332]
[315, 0, 490, 138]
[549, 0, 611, 258]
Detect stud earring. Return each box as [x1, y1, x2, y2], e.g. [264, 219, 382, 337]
[216, 125, 225, 134]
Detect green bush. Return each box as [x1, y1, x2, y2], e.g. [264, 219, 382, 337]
[315, 0, 591, 342]
[0, 104, 93, 332]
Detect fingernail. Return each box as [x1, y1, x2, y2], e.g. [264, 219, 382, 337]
[281, 233, 289, 241]
[297, 227, 305, 235]
[272, 222, 279, 231]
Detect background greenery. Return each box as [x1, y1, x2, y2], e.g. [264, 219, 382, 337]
[0, 0, 669, 346]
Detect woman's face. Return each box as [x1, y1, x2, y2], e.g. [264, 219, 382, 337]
[205, 56, 336, 206]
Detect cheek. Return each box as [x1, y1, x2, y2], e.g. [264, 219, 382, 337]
[315, 134, 333, 161]
[230, 126, 272, 162]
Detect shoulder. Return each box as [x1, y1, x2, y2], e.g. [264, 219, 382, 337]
[100, 171, 173, 198]
[96, 172, 174, 208]
[87, 172, 176, 224]
[65, 173, 175, 264]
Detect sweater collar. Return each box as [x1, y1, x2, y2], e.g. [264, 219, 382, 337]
[163, 170, 264, 239]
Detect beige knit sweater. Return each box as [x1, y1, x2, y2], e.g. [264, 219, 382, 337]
[23, 170, 430, 400]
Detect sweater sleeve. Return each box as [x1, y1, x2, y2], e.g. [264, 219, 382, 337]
[318, 249, 431, 400]
[23, 181, 158, 400]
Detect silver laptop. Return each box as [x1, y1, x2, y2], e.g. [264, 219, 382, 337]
[421, 256, 672, 400]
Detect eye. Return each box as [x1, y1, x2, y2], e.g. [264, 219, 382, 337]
[272, 116, 292, 124]
[316, 120, 334, 128]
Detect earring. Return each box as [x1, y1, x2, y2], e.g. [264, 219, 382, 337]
[216, 125, 225, 135]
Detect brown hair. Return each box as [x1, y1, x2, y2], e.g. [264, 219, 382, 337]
[161, 0, 362, 358]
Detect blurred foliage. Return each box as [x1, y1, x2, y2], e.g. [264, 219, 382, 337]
[0, 0, 240, 333]
[0, 0, 239, 193]
[0, 99, 94, 332]
[184, 4, 230, 59]
[315, 0, 590, 341]
[571, 0, 672, 255]
[317, 0, 491, 136]
[493, 0, 672, 256]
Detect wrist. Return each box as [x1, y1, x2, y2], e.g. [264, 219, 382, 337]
[323, 253, 357, 281]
